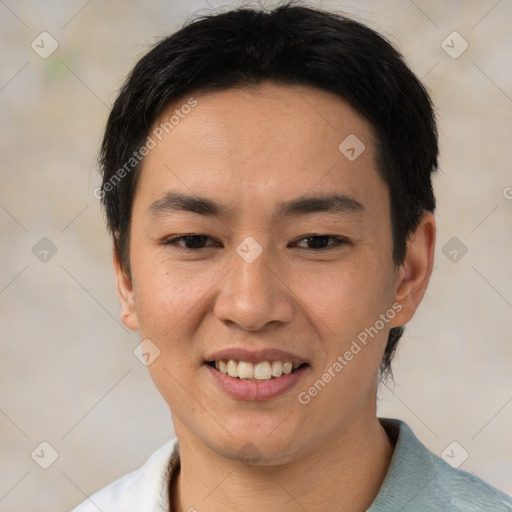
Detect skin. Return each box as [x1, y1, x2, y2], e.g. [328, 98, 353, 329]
[114, 82, 436, 511]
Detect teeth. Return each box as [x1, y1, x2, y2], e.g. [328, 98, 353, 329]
[214, 359, 302, 380]
[254, 361, 272, 380]
[271, 361, 283, 377]
[227, 359, 238, 378]
[238, 361, 254, 379]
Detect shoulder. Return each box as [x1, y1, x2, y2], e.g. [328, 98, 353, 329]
[421, 446, 512, 511]
[369, 419, 512, 512]
[70, 439, 178, 512]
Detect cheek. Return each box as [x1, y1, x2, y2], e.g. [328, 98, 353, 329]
[132, 262, 216, 411]
[295, 264, 393, 423]
[131, 252, 220, 342]
[297, 261, 395, 341]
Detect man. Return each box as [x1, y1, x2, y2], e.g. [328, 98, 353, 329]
[73, 2, 512, 511]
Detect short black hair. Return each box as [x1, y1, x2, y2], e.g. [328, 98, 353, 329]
[99, 1, 438, 378]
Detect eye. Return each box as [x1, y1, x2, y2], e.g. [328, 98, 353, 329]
[162, 234, 220, 250]
[161, 234, 349, 252]
[293, 235, 349, 250]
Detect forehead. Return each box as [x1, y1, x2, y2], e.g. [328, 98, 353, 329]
[134, 82, 387, 216]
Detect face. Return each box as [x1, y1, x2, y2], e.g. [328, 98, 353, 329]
[115, 82, 433, 464]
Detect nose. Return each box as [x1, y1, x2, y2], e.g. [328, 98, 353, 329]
[213, 243, 294, 331]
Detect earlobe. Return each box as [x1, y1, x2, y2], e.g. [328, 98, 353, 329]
[112, 241, 140, 331]
[390, 212, 436, 328]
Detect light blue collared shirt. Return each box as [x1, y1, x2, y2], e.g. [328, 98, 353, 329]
[368, 418, 512, 511]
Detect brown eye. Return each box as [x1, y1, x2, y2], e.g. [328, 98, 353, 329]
[163, 235, 219, 250]
[294, 235, 348, 250]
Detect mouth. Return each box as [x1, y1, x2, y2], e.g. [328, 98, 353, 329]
[203, 351, 311, 401]
[205, 359, 309, 381]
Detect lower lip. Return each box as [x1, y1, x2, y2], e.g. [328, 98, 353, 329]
[205, 364, 309, 401]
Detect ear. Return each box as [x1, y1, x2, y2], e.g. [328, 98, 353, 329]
[112, 241, 140, 331]
[390, 212, 436, 328]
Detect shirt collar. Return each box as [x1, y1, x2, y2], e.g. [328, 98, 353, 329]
[367, 418, 440, 511]
[163, 419, 433, 511]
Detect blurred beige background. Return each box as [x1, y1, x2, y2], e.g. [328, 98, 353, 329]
[1, 1, 511, 510]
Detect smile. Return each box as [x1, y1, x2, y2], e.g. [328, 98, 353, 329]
[204, 358, 310, 401]
[208, 359, 306, 380]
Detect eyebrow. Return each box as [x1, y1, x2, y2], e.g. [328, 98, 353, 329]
[146, 191, 364, 219]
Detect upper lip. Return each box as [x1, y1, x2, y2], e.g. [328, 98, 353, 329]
[205, 347, 308, 365]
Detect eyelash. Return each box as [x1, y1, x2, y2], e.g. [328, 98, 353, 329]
[161, 234, 350, 251]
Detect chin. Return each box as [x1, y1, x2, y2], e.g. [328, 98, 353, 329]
[220, 439, 300, 467]
[206, 417, 307, 466]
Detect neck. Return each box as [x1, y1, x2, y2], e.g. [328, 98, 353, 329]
[171, 412, 394, 512]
